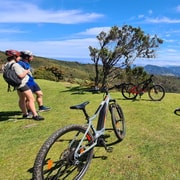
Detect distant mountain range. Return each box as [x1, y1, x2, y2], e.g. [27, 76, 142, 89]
[144, 65, 180, 77]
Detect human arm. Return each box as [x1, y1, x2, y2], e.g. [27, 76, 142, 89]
[13, 63, 30, 79]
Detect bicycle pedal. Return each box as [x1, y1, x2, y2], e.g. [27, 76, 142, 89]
[106, 146, 113, 153]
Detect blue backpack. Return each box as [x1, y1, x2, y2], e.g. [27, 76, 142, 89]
[3, 63, 22, 91]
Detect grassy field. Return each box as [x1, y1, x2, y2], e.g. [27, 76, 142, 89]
[0, 75, 179, 180]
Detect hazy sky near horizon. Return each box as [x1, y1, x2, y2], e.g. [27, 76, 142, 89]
[0, 0, 180, 66]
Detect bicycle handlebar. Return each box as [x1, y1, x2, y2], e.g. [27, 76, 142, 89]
[100, 86, 115, 94]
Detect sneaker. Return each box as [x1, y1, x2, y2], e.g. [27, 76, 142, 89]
[38, 106, 51, 112]
[32, 115, 45, 121]
[27, 111, 33, 117]
[22, 114, 32, 119]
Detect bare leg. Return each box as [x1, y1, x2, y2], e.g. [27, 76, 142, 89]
[21, 89, 38, 117]
[17, 91, 27, 115]
[35, 90, 43, 107]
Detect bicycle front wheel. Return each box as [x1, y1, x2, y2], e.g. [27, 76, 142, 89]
[33, 124, 94, 180]
[121, 83, 137, 100]
[110, 103, 126, 141]
[148, 84, 165, 101]
[174, 108, 180, 116]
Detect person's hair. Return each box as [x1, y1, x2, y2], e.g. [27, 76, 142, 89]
[7, 56, 15, 62]
[20, 53, 30, 59]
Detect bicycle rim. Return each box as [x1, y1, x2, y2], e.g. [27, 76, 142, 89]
[33, 125, 94, 180]
[110, 103, 126, 141]
[148, 85, 165, 101]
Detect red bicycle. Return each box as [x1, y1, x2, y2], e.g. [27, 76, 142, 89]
[121, 75, 165, 101]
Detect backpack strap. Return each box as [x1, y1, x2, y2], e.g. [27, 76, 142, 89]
[7, 84, 12, 92]
[7, 63, 16, 92]
[9, 63, 14, 69]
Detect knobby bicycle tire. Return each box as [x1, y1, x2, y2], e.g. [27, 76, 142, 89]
[121, 83, 137, 100]
[174, 108, 180, 116]
[110, 103, 126, 141]
[33, 124, 94, 180]
[148, 84, 165, 101]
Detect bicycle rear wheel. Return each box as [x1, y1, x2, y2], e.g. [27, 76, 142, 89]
[33, 124, 94, 180]
[110, 103, 126, 141]
[121, 83, 137, 100]
[174, 108, 180, 116]
[148, 84, 165, 101]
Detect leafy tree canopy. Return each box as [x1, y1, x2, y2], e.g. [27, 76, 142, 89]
[89, 25, 163, 88]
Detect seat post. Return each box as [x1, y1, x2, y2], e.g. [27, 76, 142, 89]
[82, 108, 89, 120]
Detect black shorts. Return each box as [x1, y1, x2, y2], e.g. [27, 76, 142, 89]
[17, 85, 30, 92]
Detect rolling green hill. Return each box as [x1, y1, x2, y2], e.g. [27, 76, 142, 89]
[0, 50, 96, 82]
[144, 64, 180, 77]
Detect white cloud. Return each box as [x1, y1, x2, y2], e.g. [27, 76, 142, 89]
[0, 29, 25, 33]
[176, 5, 180, 12]
[138, 14, 145, 19]
[0, 38, 98, 58]
[0, 1, 104, 24]
[77, 27, 111, 36]
[1, 36, 179, 66]
[148, 10, 153, 15]
[145, 16, 180, 24]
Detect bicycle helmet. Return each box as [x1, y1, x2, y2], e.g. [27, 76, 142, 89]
[5, 50, 21, 57]
[21, 50, 33, 57]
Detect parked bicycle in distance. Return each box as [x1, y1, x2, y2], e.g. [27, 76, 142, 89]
[121, 74, 165, 101]
[33, 87, 126, 180]
[174, 108, 180, 116]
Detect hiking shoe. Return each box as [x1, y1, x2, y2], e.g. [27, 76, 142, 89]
[32, 115, 45, 121]
[38, 106, 51, 112]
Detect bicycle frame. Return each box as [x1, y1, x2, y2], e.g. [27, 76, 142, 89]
[130, 75, 154, 95]
[73, 91, 112, 160]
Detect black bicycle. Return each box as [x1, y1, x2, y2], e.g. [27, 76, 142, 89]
[121, 74, 165, 101]
[33, 87, 126, 179]
[174, 108, 180, 116]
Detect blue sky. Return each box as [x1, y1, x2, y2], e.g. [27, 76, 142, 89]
[0, 0, 180, 66]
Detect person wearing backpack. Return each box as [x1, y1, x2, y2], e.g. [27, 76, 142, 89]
[3, 50, 45, 121]
[19, 50, 51, 113]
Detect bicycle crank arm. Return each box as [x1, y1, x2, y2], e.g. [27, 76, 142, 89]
[97, 137, 113, 153]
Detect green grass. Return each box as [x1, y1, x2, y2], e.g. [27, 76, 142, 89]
[0, 74, 180, 180]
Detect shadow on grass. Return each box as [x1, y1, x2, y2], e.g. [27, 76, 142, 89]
[61, 86, 99, 95]
[117, 97, 152, 102]
[0, 111, 22, 121]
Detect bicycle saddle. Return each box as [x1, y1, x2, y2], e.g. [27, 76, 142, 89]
[70, 101, 89, 110]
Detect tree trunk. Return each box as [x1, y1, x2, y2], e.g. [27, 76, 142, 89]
[101, 68, 109, 88]
[94, 62, 99, 88]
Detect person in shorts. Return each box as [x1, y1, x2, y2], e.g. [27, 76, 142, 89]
[19, 50, 51, 113]
[4, 50, 44, 120]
